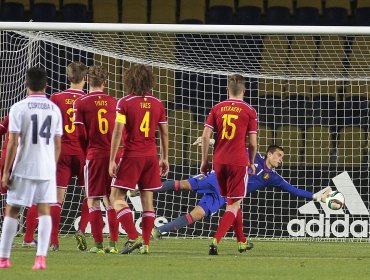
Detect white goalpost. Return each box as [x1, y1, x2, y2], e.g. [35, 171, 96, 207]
[0, 22, 369, 240]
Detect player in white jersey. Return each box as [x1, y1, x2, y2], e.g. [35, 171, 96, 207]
[0, 67, 62, 270]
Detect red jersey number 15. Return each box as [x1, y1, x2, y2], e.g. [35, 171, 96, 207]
[221, 114, 238, 140]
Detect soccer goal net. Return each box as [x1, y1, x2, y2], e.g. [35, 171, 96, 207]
[0, 23, 369, 241]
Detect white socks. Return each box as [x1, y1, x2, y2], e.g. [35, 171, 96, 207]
[37, 215, 52, 257]
[0, 217, 18, 258]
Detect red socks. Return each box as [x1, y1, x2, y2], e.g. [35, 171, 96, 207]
[50, 203, 61, 245]
[89, 207, 104, 243]
[214, 209, 237, 243]
[117, 207, 138, 240]
[142, 211, 155, 246]
[79, 198, 89, 233]
[24, 205, 38, 243]
[233, 209, 246, 243]
[106, 207, 118, 242]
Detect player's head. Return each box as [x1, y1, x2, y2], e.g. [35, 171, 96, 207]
[227, 74, 245, 97]
[124, 64, 154, 97]
[67, 62, 87, 84]
[265, 145, 284, 168]
[26, 67, 47, 92]
[88, 65, 108, 88]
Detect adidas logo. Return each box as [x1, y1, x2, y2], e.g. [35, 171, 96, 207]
[288, 172, 370, 238]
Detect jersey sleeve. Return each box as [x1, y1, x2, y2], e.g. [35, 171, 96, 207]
[115, 98, 127, 124]
[205, 108, 215, 130]
[270, 173, 313, 200]
[73, 98, 84, 125]
[9, 105, 22, 134]
[0, 116, 9, 136]
[55, 107, 63, 136]
[247, 107, 258, 134]
[158, 102, 167, 124]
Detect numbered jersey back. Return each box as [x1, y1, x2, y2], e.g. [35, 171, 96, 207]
[116, 93, 167, 157]
[73, 91, 117, 159]
[50, 89, 84, 155]
[205, 98, 258, 166]
[9, 94, 63, 180]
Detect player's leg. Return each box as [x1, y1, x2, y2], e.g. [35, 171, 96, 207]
[102, 195, 118, 253]
[85, 159, 106, 254]
[49, 187, 65, 251]
[23, 204, 38, 247]
[139, 190, 154, 254]
[33, 203, 51, 270]
[0, 205, 20, 268]
[232, 208, 254, 253]
[153, 206, 205, 239]
[110, 187, 141, 254]
[74, 175, 88, 251]
[32, 177, 56, 270]
[50, 155, 71, 250]
[210, 164, 246, 255]
[138, 156, 163, 254]
[111, 156, 143, 254]
[87, 198, 104, 253]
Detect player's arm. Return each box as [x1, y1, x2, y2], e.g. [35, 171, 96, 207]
[109, 115, 124, 177]
[200, 126, 213, 175]
[1, 133, 19, 189]
[273, 176, 314, 200]
[158, 123, 169, 176]
[0, 116, 9, 136]
[248, 133, 257, 175]
[54, 136, 61, 163]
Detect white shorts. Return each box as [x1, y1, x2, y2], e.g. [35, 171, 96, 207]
[6, 176, 57, 208]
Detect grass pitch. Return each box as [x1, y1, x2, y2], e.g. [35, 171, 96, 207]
[1, 236, 370, 280]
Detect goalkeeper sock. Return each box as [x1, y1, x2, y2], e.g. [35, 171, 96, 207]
[49, 203, 61, 245]
[232, 209, 246, 243]
[158, 213, 193, 233]
[89, 207, 104, 243]
[24, 205, 38, 243]
[79, 198, 89, 234]
[142, 211, 155, 246]
[117, 207, 138, 240]
[214, 209, 237, 243]
[106, 207, 118, 242]
[160, 180, 179, 192]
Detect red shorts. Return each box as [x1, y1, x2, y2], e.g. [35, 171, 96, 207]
[85, 157, 111, 198]
[56, 154, 85, 188]
[112, 156, 162, 191]
[213, 163, 248, 199]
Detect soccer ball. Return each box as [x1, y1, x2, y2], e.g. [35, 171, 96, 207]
[326, 191, 345, 210]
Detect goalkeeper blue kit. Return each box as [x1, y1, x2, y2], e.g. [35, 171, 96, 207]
[188, 152, 313, 217]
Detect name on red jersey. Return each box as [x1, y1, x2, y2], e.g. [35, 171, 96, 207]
[220, 105, 242, 113]
[94, 100, 108, 106]
[140, 102, 151, 109]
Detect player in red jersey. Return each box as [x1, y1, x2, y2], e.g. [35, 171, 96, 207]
[200, 74, 258, 255]
[74, 65, 119, 254]
[0, 115, 39, 248]
[44, 62, 89, 251]
[109, 64, 169, 255]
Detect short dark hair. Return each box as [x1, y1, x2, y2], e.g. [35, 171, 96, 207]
[88, 65, 108, 87]
[265, 144, 284, 157]
[67, 62, 88, 84]
[26, 67, 47, 92]
[227, 74, 245, 96]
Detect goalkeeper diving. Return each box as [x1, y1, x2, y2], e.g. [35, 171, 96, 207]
[139, 143, 332, 240]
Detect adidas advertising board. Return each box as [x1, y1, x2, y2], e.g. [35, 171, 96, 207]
[287, 172, 370, 238]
